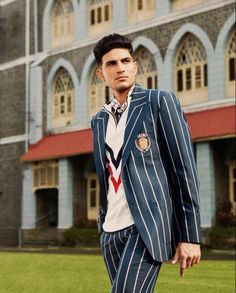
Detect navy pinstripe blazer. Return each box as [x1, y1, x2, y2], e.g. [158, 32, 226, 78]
[91, 85, 202, 262]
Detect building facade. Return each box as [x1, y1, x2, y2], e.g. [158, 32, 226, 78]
[0, 0, 235, 246]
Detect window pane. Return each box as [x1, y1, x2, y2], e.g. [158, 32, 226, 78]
[154, 75, 157, 89]
[54, 167, 58, 185]
[195, 66, 201, 89]
[186, 68, 191, 90]
[40, 169, 46, 185]
[97, 7, 102, 23]
[48, 166, 53, 185]
[129, 0, 135, 11]
[147, 77, 152, 89]
[104, 5, 109, 21]
[67, 96, 71, 113]
[90, 179, 96, 189]
[233, 167, 236, 179]
[234, 181, 236, 202]
[177, 70, 183, 92]
[204, 64, 208, 86]
[229, 58, 235, 81]
[34, 170, 39, 187]
[138, 0, 143, 10]
[90, 191, 97, 207]
[105, 86, 110, 104]
[60, 105, 65, 114]
[90, 9, 95, 25]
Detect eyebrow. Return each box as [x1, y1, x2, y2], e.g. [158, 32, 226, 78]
[105, 57, 131, 66]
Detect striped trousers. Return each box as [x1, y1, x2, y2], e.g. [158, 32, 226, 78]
[100, 225, 162, 293]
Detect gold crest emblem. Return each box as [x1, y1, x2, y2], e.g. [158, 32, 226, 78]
[135, 133, 151, 152]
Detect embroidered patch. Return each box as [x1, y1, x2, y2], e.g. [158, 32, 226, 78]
[135, 133, 151, 152]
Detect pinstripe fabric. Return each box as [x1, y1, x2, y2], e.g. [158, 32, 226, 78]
[100, 225, 162, 293]
[91, 85, 202, 262]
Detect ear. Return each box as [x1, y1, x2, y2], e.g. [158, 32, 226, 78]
[96, 68, 105, 82]
[134, 61, 138, 76]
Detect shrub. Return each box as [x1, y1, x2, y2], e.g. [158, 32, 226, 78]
[216, 201, 235, 226]
[208, 225, 235, 249]
[63, 227, 99, 247]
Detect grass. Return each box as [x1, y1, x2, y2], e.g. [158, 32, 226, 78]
[0, 252, 234, 293]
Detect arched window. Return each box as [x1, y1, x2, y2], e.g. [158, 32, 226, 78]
[89, 0, 112, 36]
[52, 67, 74, 128]
[89, 66, 111, 118]
[51, 0, 74, 48]
[128, 0, 156, 24]
[172, 0, 204, 12]
[226, 29, 236, 98]
[134, 46, 157, 89]
[175, 33, 208, 106]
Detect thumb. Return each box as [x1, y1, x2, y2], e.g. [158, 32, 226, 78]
[170, 248, 179, 264]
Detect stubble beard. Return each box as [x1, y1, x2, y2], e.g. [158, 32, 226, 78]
[115, 81, 134, 94]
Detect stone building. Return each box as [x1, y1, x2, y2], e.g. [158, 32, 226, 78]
[0, 0, 235, 246]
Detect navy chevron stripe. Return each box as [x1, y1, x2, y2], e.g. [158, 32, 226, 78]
[105, 143, 123, 169]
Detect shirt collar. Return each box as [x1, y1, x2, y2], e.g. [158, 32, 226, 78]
[110, 84, 135, 110]
[103, 84, 135, 113]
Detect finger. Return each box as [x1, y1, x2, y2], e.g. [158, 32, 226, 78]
[190, 254, 201, 266]
[171, 251, 179, 264]
[180, 266, 185, 278]
[190, 256, 197, 266]
[195, 255, 201, 264]
[180, 258, 186, 277]
[186, 256, 192, 268]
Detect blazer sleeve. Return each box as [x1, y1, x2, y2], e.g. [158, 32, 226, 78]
[90, 115, 105, 235]
[159, 91, 202, 243]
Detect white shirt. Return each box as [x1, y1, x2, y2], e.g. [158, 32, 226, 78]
[102, 87, 135, 232]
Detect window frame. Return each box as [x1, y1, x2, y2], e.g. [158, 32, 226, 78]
[87, 173, 99, 220]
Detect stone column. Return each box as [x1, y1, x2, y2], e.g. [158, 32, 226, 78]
[22, 165, 36, 228]
[29, 65, 43, 144]
[196, 142, 216, 227]
[58, 158, 73, 228]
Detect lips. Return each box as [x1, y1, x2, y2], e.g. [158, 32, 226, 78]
[115, 76, 128, 80]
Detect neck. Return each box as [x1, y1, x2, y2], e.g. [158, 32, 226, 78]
[113, 85, 133, 105]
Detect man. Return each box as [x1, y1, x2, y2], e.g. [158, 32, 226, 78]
[91, 34, 201, 293]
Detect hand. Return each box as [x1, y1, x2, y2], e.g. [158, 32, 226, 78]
[170, 242, 201, 277]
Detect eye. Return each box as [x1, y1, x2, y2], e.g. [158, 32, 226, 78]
[123, 58, 131, 63]
[106, 61, 116, 67]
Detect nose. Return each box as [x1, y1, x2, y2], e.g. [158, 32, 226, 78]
[117, 61, 125, 73]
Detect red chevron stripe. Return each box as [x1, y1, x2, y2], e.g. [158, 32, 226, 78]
[107, 164, 121, 193]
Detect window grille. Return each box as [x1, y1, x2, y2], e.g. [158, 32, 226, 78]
[52, 67, 74, 128]
[128, 0, 155, 24]
[134, 47, 157, 89]
[175, 33, 208, 105]
[87, 174, 99, 220]
[229, 160, 236, 214]
[89, 66, 112, 118]
[33, 160, 59, 191]
[226, 29, 236, 97]
[51, 0, 74, 48]
[89, 0, 112, 35]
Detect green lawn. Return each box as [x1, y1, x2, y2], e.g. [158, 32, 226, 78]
[0, 252, 234, 293]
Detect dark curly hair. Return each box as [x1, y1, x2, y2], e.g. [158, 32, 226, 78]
[93, 33, 133, 65]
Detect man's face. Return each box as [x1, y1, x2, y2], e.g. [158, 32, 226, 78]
[96, 48, 137, 95]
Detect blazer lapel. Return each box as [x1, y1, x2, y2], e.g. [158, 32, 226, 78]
[122, 85, 149, 168]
